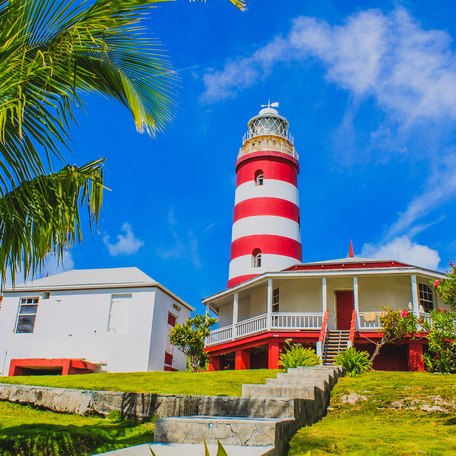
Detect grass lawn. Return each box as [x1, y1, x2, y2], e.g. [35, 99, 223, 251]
[289, 371, 456, 456]
[0, 401, 154, 456]
[0, 369, 279, 396]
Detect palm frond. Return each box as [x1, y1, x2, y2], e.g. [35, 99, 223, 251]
[0, 0, 175, 190]
[0, 159, 106, 285]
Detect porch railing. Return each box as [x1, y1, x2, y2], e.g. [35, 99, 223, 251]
[206, 311, 323, 347]
[271, 312, 323, 329]
[236, 313, 268, 337]
[358, 311, 432, 330]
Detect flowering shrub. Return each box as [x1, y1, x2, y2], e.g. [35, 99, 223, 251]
[433, 262, 456, 311]
[422, 309, 456, 374]
[371, 307, 418, 363]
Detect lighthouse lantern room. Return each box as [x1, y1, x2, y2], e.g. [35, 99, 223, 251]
[228, 104, 302, 287]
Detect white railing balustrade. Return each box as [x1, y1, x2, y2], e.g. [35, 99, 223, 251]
[205, 326, 233, 345]
[271, 312, 323, 329]
[358, 312, 381, 329]
[206, 312, 324, 346]
[236, 313, 268, 337]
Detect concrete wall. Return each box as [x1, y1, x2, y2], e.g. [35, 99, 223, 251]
[149, 290, 190, 371]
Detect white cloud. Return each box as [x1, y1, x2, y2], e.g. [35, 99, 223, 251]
[201, 37, 289, 102]
[201, 8, 456, 124]
[386, 151, 456, 239]
[43, 251, 75, 276]
[3, 251, 75, 286]
[362, 235, 440, 270]
[103, 223, 144, 256]
[157, 208, 202, 269]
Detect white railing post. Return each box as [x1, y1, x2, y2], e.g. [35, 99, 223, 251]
[353, 276, 360, 329]
[232, 292, 239, 340]
[411, 275, 420, 318]
[266, 279, 273, 331]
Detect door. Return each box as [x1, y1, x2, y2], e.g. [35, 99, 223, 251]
[335, 290, 354, 330]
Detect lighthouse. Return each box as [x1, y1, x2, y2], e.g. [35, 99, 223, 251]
[228, 104, 302, 287]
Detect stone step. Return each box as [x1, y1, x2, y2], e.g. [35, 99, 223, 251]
[99, 442, 275, 456]
[154, 415, 296, 455]
[242, 383, 316, 399]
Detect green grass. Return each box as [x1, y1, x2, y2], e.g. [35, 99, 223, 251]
[0, 401, 154, 455]
[289, 371, 456, 456]
[0, 369, 279, 396]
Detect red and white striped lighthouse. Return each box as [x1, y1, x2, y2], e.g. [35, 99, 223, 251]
[228, 104, 302, 287]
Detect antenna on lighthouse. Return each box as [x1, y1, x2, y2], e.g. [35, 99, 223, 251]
[261, 100, 279, 109]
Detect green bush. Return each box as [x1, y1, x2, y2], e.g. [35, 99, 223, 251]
[278, 341, 321, 369]
[334, 347, 372, 377]
[422, 309, 456, 374]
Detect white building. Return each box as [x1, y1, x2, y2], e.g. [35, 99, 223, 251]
[0, 267, 193, 376]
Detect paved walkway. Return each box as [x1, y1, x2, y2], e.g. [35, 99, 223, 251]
[99, 443, 273, 455]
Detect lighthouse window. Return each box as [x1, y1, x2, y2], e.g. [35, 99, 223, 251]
[252, 249, 262, 268]
[254, 170, 264, 186]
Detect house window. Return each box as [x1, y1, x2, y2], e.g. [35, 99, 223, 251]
[272, 288, 280, 312]
[165, 312, 177, 366]
[15, 297, 39, 333]
[254, 170, 264, 186]
[418, 283, 434, 313]
[252, 249, 262, 268]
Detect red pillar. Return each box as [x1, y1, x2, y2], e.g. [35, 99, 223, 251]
[62, 359, 72, 376]
[235, 349, 251, 370]
[208, 355, 221, 372]
[268, 341, 280, 369]
[408, 342, 425, 372]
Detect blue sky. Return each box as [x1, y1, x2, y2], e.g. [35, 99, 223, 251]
[43, 0, 456, 313]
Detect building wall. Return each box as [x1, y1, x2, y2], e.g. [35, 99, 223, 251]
[275, 278, 322, 312]
[218, 302, 233, 328]
[357, 276, 412, 312]
[250, 286, 267, 317]
[0, 286, 189, 376]
[148, 289, 190, 371]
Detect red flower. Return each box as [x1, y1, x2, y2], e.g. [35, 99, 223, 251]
[401, 310, 409, 318]
[433, 279, 440, 288]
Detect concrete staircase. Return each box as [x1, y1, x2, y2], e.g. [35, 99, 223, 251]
[149, 365, 343, 456]
[322, 330, 350, 365]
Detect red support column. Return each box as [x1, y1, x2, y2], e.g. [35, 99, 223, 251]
[62, 359, 71, 376]
[208, 355, 221, 372]
[235, 349, 251, 370]
[408, 342, 425, 372]
[268, 341, 280, 369]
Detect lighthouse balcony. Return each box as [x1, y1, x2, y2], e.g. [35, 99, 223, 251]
[238, 135, 298, 160]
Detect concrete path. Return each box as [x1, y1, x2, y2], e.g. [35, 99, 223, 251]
[99, 443, 274, 456]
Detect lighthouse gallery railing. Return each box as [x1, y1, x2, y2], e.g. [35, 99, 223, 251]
[205, 312, 324, 346]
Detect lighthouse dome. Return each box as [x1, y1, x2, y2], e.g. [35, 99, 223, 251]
[244, 105, 292, 144]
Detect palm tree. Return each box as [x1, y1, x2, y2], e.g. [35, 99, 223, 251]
[0, 0, 245, 283]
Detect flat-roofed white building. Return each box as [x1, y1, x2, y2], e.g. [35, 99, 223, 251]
[0, 267, 193, 376]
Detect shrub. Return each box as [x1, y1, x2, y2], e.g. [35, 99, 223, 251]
[422, 309, 456, 374]
[433, 262, 456, 311]
[334, 347, 372, 377]
[278, 341, 321, 370]
[371, 307, 418, 363]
